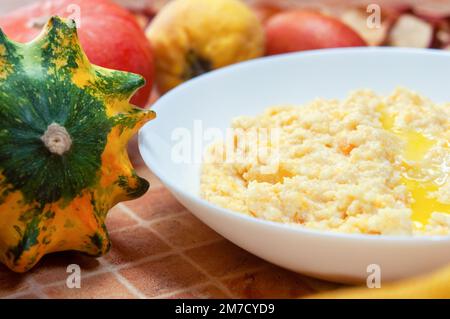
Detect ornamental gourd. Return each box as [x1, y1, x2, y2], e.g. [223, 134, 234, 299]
[0, 17, 155, 272]
[0, 0, 155, 107]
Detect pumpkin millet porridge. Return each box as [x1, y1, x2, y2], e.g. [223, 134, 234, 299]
[200, 88, 450, 236]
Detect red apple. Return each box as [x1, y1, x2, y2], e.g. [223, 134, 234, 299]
[265, 10, 367, 55]
[251, 3, 284, 24]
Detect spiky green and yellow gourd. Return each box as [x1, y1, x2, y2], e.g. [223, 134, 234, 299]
[0, 17, 155, 272]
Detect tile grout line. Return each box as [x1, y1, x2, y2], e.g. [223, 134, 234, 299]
[148, 228, 235, 299]
[5, 261, 268, 299]
[120, 202, 235, 298]
[112, 271, 147, 299]
[144, 224, 233, 298]
[151, 281, 217, 299]
[25, 277, 48, 299]
[32, 251, 173, 290]
[69, 201, 190, 298]
[29, 256, 120, 290]
[96, 194, 222, 298]
[118, 203, 190, 227]
[6, 234, 236, 298]
[149, 264, 271, 299]
[89, 211, 168, 300]
[28, 233, 226, 292]
[114, 186, 251, 299]
[5, 277, 48, 299]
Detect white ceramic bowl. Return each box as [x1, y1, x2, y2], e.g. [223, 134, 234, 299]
[139, 48, 450, 284]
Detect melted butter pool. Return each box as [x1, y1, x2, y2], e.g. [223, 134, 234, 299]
[378, 104, 450, 228]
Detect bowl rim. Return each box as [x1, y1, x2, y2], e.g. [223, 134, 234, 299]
[139, 47, 450, 243]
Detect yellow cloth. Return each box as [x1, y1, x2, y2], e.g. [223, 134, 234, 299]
[309, 264, 450, 299]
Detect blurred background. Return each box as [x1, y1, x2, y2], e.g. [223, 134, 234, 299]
[1, 0, 450, 105]
[3, 0, 450, 51]
[2, 0, 450, 14]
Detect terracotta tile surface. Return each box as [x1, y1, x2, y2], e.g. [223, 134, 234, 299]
[0, 265, 30, 297]
[152, 213, 222, 248]
[44, 273, 137, 299]
[223, 266, 318, 299]
[105, 205, 139, 233]
[185, 241, 267, 278]
[168, 284, 230, 299]
[30, 252, 103, 285]
[124, 187, 187, 221]
[105, 226, 171, 265]
[119, 255, 208, 297]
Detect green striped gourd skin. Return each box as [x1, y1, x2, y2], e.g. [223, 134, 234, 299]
[0, 17, 155, 272]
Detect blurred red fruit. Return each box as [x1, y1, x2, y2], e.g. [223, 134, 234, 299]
[265, 10, 367, 55]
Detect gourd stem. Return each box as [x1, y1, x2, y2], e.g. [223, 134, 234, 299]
[41, 123, 72, 155]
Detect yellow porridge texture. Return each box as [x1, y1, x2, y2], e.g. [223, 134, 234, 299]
[200, 88, 450, 236]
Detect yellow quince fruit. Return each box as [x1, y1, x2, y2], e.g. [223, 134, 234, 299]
[146, 0, 265, 93]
